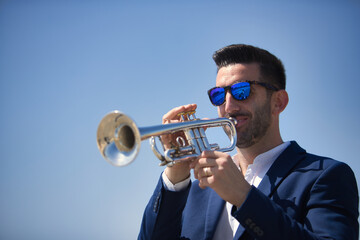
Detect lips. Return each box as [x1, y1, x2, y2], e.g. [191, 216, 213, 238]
[234, 115, 249, 128]
[227, 113, 250, 128]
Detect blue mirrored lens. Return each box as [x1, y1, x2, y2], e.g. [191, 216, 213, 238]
[231, 82, 250, 100]
[209, 88, 225, 105]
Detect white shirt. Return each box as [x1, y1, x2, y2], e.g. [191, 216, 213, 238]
[162, 141, 291, 239]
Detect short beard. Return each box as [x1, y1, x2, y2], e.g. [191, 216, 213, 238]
[235, 98, 272, 149]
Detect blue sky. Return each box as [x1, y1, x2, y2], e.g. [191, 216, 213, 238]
[1, 0, 360, 239]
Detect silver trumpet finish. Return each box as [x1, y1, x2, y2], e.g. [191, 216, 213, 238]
[96, 110, 237, 167]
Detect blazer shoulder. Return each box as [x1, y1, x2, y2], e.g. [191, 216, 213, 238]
[299, 151, 354, 175]
[286, 141, 354, 174]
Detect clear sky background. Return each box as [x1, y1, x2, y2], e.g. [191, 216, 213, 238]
[1, 0, 360, 239]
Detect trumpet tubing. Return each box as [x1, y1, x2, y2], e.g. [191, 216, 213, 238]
[96, 110, 237, 167]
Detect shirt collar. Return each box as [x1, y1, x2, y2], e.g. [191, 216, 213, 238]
[235, 141, 291, 186]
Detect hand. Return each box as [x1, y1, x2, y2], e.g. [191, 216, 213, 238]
[162, 104, 197, 184]
[190, 150, 251, 207]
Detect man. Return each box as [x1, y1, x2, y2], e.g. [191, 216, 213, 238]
[138, 44, 359, 239]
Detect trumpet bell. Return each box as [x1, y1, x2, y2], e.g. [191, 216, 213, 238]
[97, 111, 141, 167]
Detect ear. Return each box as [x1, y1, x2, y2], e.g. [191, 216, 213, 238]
[271, 90, 289, 115]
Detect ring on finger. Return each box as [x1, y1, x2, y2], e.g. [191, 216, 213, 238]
[204, 167, 211, 177]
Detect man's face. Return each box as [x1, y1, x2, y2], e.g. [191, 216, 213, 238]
[215, 63, 273, 148]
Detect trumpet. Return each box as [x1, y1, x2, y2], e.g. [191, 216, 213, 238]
[96, 110, 237, 167]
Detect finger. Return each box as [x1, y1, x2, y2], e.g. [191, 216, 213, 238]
[193, 158, 214, 173]
[195, 153, 218, 167]
[189, 157, 199, 179]
[199, 150, 225, 159]
[189, 157, 199, 169]
[191, 153, 215, 179]
[198, 175, 214, 189]
[184, 103, 197, 112]
[162, 106, 184, 123]
[194, 159, 216, 179]
[197, 166, 210, 179]
[162, 104, 197, 123]
[194, 166, 212, 180]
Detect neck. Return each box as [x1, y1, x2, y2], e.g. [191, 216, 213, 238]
[235, 130, 283, 176]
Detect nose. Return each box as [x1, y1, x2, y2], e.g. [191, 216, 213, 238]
[224, 91, 239, 113]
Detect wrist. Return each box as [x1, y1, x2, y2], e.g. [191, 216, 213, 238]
[234, 182, 252, 208]
[164, 165, 190, 184]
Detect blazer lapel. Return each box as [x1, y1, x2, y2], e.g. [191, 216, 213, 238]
[204, 189, 225, 239]
[234, 221, 246, 239]
[257, 141, 306, 197]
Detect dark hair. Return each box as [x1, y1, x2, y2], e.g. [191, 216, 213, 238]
[212, 44, 286, 90]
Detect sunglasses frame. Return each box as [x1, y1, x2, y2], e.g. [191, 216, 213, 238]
[207, 80, 279, 106]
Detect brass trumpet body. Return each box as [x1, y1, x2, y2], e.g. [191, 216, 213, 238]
[96, 110, 237, 167]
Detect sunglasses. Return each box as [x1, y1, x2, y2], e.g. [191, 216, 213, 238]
[207, 81, 279, 106]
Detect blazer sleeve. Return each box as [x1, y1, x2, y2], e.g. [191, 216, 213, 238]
[138, 175, 191, 240]
[232, 161, 359, 240]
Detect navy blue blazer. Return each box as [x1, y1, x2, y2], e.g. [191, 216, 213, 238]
[138, 141, 359, 239]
